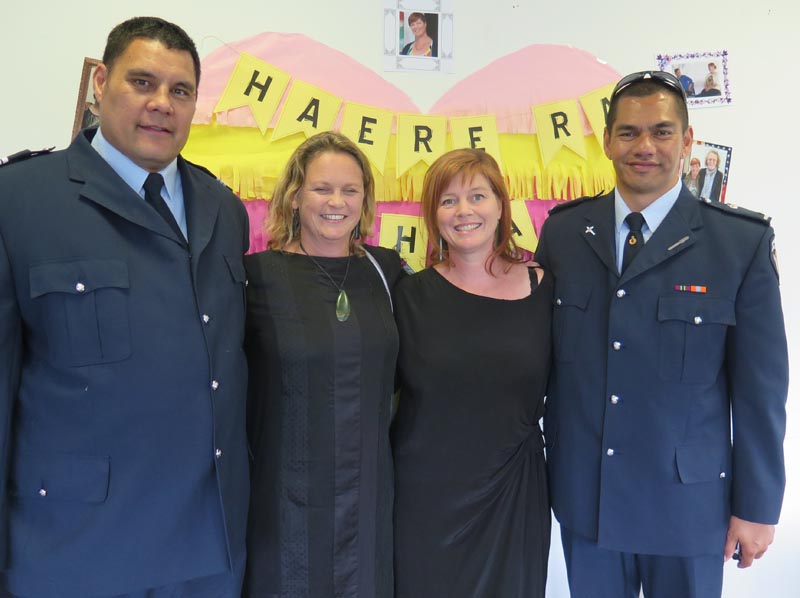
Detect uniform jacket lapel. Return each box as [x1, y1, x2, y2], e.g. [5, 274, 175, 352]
[180, 158, 222, 261]
[66, 130, 185, 246]
[580, 193, 618, 274]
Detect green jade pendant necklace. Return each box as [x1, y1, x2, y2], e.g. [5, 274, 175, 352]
[300, 242, 352, 322]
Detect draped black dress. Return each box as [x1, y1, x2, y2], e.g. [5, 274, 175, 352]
[392, 266, 553, 598]
[243, 247, 403, 598]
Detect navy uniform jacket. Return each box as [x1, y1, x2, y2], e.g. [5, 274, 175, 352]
[535, 187, 788, 557]
[0, 130, 250, 595]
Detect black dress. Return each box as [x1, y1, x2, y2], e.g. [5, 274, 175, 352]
[243, 246, 403, 598]
[391, 266, 553, 598]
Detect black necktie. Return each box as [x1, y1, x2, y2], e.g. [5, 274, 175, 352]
[143, 173, 186, 244]
[621, 212, 645, 273]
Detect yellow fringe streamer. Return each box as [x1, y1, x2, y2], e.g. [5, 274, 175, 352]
[183, 123, 616, 202]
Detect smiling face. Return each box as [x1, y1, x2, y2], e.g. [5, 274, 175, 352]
[436, 173, 502, 260]
[603, 91, 693, 210]
[690, 159, 701, 177]
[292, 151, 365, 257]
[93, 38, 197, 173]
[705, 152, 719, 170]
[409, 16, 427, 38]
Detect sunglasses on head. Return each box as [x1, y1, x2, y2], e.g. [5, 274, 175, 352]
[611, 70, 688, 102]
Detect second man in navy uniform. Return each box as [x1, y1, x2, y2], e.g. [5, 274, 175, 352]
[536, 71, 788, 598]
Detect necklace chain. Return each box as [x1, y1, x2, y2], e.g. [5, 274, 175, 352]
[299, 242, 352, 322]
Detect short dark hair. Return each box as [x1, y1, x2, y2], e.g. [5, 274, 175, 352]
[606, 80, 689, 133]
[102, 17, 201, 87]
[408, 12, 426, 25]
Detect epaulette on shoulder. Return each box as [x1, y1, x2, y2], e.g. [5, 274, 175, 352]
[547, 190, 606, 216]
[0, 147, 55, 168]
[184, 158, 233, 192]
[698, 197, 771, 225]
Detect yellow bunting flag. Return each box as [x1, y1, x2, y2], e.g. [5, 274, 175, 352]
[579, 83, 615, 147]
[532, 99, 587, 167]
[379, 213, 428, 273]
[509, 199, 538, 252]
[396, 114, 448, 176]
[340, 102, 394, 175]
[213, 53, 291, 135]
[449, 115, 503, 169]
[271, 80, 343, 142]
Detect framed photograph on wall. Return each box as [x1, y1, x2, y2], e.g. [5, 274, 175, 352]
[682, 139, 732, 203]
[384, 0, 454, 73]
[72, 57, 101, 138]
[656, 50, 731, 108]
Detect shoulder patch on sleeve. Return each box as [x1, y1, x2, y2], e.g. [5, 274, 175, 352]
[698, 198, 771, 225]
[548, 190, 607, 216]
[0, 147, 55, 168]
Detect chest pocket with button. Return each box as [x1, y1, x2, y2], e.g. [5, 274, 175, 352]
[657, 295, 735, 384]
[29, 259, 130, 367]
[552, 283, 592, 363]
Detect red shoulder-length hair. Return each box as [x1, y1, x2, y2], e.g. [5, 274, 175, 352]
[421, 148, 521, 273]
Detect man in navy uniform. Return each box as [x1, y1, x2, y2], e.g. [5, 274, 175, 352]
[536, 71, 788, 597]
[0, 17, 249, 597]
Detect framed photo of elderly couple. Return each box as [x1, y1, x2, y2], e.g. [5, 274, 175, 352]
[383, 0, 454, 73]
[656, 49, 731, 108]
[682, 139, 733, 203]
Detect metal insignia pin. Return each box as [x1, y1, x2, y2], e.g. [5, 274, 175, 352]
[585, 226, 596, 236]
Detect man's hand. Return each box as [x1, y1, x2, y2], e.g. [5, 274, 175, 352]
[724, 515, 775, 568]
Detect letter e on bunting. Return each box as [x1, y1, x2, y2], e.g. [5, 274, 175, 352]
[340, 102, 394, 175]
[449, 115, 503, 169]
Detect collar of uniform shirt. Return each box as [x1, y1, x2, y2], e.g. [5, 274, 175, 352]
[614, 178, 682, 270]
[91, 127, 181, 205]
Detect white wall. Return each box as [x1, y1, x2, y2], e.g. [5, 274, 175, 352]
[2, 1, 798, 595]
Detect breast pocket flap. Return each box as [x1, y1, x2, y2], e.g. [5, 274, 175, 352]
[10, 452, 111, 503]
[658, 296, 735, 325]
[554, 283, 592, 310]
[29, 259, 129, 298]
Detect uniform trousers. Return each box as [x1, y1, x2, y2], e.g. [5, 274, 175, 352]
[1, 552, 245, 598]
[560, 526, 724, 598]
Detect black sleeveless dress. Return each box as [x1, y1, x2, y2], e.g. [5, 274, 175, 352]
[392, 266, 553, 598]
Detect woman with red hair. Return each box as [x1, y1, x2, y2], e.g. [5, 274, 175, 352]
[391, 149, 552, 597]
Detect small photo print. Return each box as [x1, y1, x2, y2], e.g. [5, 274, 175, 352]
[383, 0, 454, 73]
[72, 57, 101, 138]
[399, 10, 439, 58]
[683, 140, 732, 203]
[657, 50, 731, 108]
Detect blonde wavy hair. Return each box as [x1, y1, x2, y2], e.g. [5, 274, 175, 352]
[268, 131, 376, 255]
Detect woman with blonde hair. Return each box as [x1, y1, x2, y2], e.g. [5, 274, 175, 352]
[243, 131, 404, 597]
[392, 149, 553, 597]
